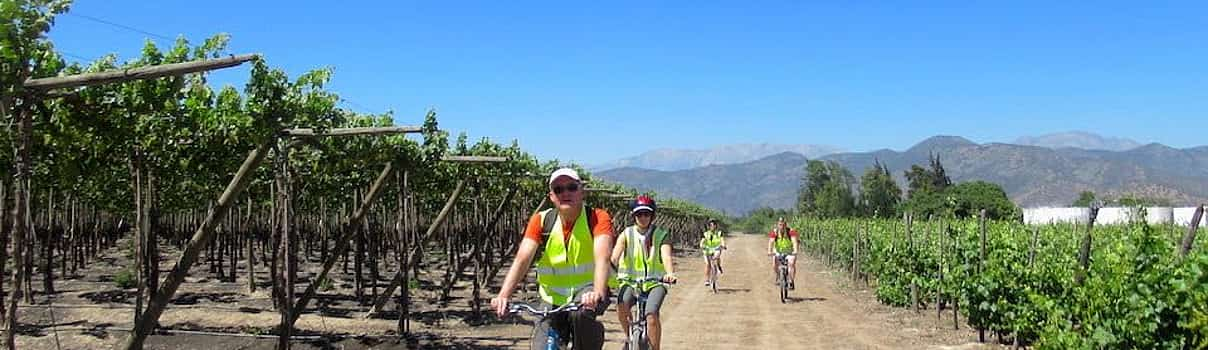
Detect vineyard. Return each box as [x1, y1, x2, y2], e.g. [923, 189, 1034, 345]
[6, 2, 1208, 350]
[1, 2, 723, 349]
[793, 207, 1206, 349]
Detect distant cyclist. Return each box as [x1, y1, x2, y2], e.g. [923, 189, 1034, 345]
[767, 217, 799, 290]
[611, 194, 677, 350]
[699, 219, 725, 285]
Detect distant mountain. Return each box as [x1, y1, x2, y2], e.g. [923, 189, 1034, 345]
[1013, 131, 1142, 151]
[597, 152, 809, 216]
[590, 143, 843, 171]
[597, 136, 1208, 215]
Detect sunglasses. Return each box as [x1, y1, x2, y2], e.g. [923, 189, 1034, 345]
[634, 211, 654, 217]
[551, 183, 581, 195]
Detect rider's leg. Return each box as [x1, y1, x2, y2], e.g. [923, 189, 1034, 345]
[703, 255, 710, 282]
[617, 285, 636, 342]
[645, 286, 669, 350]
[569, 288, 609, 350]
[788, 255, 798, 288]
[771, 256, 779, 283]
[649, 314, 662, 350]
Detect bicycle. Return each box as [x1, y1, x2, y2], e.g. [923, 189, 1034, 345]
[703, 246, 724, 294]
[771, 253, 791, 303]
[507, 302, 583, 350]
[619, 276, 675, 350]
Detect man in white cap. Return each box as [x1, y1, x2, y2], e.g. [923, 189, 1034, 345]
[492, 167, 614, 349]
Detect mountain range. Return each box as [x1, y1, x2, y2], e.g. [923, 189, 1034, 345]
[595, 135, 1208, 215]
[589, 143, 844, 171]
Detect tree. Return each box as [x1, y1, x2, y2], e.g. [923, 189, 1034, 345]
[1115, 195, 1172, 207]
[798, 160, 856, 218]
[1072, 191, 1096, 207]
[905, 152, 950, 197]
[901, 153, 954, 218]
[859, 160, 901, 218]
[948, 181, 1020, 221]
[797, 160, 829, 213]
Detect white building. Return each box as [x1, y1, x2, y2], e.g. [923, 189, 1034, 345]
[1023, 207, 1204, 227]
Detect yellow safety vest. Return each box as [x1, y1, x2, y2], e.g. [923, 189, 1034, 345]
[535, 207, 596, 305]
[616, 225, 668, 291]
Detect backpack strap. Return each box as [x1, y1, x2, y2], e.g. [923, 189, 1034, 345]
[541, 209, 558, 238]
[539, 206, 596, 245]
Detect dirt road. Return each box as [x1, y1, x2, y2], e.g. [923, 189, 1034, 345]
[457, 232, 991, 349]
[648, 233, 941, 349]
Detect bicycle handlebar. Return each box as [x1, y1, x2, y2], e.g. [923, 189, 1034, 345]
[620, 276, 677, 285]
[507, 302, 582, 318]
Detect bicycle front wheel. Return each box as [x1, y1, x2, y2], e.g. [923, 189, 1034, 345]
[779, 268, 789, 303]
[629, 327, 650, 350]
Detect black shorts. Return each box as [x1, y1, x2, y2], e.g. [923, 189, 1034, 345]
[618, 284, 668, 317]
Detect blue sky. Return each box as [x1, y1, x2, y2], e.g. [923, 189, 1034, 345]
[48, 1, 1208, 165]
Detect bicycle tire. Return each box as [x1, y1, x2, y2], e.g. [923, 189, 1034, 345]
[779, 266, 789, 303]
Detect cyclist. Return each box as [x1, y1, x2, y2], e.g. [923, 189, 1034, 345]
[491, 168, 614, 349]
[767, 217, 799, 290]
[699, 219, 725, 285]
[611, 194, 677, 350]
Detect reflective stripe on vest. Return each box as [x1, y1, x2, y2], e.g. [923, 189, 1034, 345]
[535, 206, 595, 305]
[616, 225, 667, 289]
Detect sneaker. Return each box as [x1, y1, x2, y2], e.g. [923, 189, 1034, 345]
[789, 281, 796, 290]
[704, 281, 712, 287]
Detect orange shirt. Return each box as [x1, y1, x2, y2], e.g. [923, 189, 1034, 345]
[523, 208, 613, 242]
[768, 229, 799, 239]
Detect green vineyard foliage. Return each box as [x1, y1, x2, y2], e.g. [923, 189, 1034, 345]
[794, 216, 1206, 348]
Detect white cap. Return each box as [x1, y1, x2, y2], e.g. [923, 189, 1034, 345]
[548, 167, 582, 185]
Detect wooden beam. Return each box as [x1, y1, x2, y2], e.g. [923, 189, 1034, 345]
[440, 155, 508, 163]
[288, 163, 400, 326]
[282, 126, 423, 137]
[584, 187, 624, 194]
[25, 54, 257, 91]
[124, 140, 273, 350]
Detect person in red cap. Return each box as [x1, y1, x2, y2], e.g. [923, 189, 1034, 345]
[611, 194, 677, 350]
[491, 167, 614, 349]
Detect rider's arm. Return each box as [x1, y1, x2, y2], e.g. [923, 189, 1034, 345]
[592, 232, 614, 298]
[791, 236, 800, 255]
[661, 243, 676, 278]
[610, 231, 626, 267]
[497, 237, 541, 300]
[767, 236, 775, 255]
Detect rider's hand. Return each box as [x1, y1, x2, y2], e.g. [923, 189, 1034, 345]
[490, 295, 509, 318]
[579, 291, 603, 311]
[663, 273, 678, 284]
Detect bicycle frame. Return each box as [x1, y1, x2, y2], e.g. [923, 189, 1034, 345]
[773, 253, 791, 303]
[620, 277, 671, 350]
[508, 302, 583, 350]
